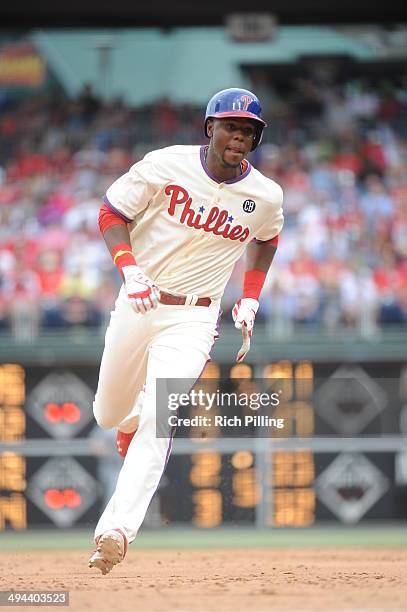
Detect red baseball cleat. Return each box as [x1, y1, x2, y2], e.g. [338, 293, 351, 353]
[116, 429, 136, 458]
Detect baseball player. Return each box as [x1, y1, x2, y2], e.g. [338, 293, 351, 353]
[88, 88, 283, 574]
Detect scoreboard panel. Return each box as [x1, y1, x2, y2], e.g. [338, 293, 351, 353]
[0, 360, 406, 530]
[0, 364, 99, 530]
[0, 365, 27, 529]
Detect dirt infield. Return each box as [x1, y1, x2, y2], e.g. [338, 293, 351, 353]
[1, 548, 406, 611]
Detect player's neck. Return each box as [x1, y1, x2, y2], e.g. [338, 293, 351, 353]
[204, 145, 243, 182]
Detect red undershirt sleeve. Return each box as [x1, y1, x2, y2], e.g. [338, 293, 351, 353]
[98, 202, 128, 234]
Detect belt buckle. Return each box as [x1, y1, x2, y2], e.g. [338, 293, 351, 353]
[185, 294, 199, 306]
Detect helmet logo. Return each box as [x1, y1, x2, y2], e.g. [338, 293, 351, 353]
[240, 95, 253, 111]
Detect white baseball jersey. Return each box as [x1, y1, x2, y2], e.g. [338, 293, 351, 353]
[105, 145, 284, 300]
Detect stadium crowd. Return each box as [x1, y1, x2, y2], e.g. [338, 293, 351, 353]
[0, 79, 406, 336]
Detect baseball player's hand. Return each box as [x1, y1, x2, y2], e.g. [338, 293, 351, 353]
[232, 298, 259, 362]
[122, 265, 160, 314]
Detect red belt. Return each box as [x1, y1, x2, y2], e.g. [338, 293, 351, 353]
[159, 291, 211, 307]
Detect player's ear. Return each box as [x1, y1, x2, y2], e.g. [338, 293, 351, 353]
[206, 118, 215, 138]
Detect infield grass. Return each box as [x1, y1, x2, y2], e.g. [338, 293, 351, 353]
[1, 525, 407, 552]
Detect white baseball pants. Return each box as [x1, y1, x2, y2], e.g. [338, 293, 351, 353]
[93, 286, 220, 543]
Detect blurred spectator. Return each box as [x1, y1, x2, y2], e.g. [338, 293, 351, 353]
[77, 84, 101, 123]
[42, 296, 102, 329]
[0, 74, 406, 336]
